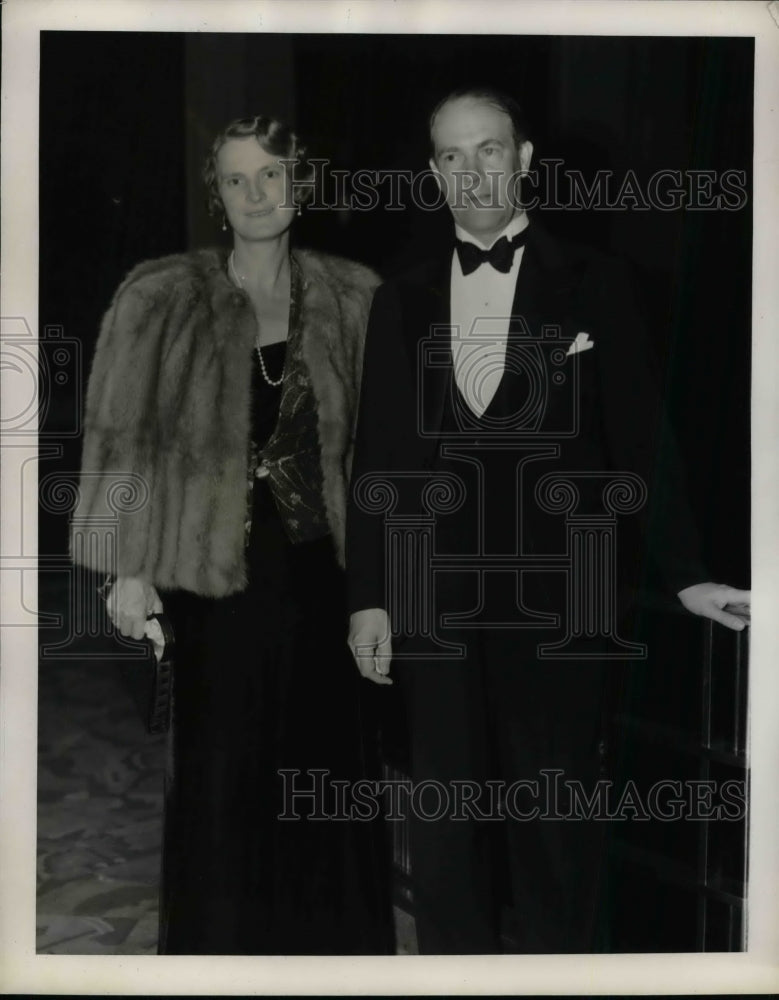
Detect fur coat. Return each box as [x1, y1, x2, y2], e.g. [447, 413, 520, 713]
[72, 247, 380, 597]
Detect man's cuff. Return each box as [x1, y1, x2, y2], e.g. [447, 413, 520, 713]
[347, 583, 386, 618]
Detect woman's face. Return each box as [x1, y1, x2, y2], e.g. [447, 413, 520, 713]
[217, 136, 297, 242]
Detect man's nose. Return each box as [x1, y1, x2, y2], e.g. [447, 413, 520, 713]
[460, 159, 488, 194]
[462, 153, 486, 179]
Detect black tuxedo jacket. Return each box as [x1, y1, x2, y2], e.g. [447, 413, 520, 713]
[346, 222, 707, 617]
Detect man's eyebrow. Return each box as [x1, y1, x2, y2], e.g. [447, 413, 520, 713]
[435, 138, 506, 156]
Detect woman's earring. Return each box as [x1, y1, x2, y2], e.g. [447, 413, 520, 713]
[221, 214, 227, 232]
[296, 203, 302, 217]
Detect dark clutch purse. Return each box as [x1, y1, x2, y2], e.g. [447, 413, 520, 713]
[124, 612, 175, 736]
[99, 577, 175, 736]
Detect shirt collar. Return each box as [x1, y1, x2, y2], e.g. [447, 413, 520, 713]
[454, 211, 530, 251]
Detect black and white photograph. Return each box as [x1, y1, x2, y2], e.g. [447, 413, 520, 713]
[1, 0, 778, 994]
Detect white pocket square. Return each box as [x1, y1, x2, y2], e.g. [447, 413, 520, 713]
[566, 332, 594, 356]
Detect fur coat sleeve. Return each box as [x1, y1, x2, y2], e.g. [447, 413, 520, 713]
[72, 247, 380, 597]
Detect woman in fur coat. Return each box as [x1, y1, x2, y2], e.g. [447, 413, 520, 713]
[73, 116, 394, 955]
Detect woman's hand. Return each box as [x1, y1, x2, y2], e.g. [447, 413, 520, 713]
[106, 576, 163, 640]
[348, 608, 393, 686]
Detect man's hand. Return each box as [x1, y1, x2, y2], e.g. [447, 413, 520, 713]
[677, 582, 750, 631]
[348, 608, 394, 686]
[106, 576, 163, 640]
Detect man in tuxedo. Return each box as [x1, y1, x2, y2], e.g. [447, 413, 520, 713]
[346, 86, 749, 954]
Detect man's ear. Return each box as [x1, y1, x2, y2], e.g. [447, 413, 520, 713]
[428, 156, 445, 193]
[518, 140, 534, 174]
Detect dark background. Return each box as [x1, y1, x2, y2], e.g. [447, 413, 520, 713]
[38, 32, 753, 953]
[40, 31, 752, 586]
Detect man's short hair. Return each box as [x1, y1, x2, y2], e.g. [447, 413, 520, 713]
[429, 86, 531, 153]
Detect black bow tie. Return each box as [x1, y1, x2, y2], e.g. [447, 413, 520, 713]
[455, 229, 529, 275]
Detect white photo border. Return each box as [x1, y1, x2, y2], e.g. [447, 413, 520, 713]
[2, 0, 778, 994]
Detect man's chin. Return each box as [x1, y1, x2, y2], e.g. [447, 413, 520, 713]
[451, 209, 516, 238]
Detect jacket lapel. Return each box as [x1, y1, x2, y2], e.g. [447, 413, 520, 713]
[502, 225, 583, 430]
[509, 223, 578, 338]
[478, 223, 581, 427]
[408, 254, 452, 444]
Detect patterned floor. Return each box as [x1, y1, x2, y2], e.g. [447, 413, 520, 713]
[37, 657, 166, 955]
[36, 581, 416, 955]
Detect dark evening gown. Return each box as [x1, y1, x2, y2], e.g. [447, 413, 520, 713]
[158, 342, 394, 955]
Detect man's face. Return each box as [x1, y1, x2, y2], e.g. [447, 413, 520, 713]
[430, 97, 533, 243]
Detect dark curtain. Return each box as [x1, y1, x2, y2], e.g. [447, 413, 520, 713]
[42, 32, 750, 579]
[39, 31, 187, 556]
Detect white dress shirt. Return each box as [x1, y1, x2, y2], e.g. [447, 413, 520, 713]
[450, 212, 529, 417]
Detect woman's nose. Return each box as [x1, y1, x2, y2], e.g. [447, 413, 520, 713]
[247, 181, 265, 203]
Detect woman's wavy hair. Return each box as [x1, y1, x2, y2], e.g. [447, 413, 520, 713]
[203, 115, 316, 216]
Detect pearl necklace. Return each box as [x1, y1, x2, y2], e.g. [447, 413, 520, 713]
[229, 250, 286, 388]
